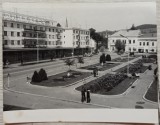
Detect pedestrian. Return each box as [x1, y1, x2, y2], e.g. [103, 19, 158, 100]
[86, 89, 91, 103]
[93, 68, 96, 77]
[81, 87, 86, 103]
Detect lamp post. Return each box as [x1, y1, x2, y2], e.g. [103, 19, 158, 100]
[119, 34, 130, 76]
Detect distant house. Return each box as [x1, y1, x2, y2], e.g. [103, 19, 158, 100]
[108, 29, 157, 53]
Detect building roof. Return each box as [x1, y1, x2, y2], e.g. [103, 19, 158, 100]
[138, 33, 157, 38]
[110, 29, 142, 37]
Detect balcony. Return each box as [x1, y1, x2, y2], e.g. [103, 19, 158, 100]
[24, 27, 46, 32]
[23, 39, 47, 48]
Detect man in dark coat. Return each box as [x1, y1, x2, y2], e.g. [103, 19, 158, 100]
[81, 87, 86, 103]
[86, 89, 91, 103]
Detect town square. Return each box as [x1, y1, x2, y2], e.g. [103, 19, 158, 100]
[2, 2, 158, 110]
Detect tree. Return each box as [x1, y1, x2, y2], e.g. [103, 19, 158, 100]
[65, 58, 75, 71]
[115, 40, 125, 58]
[77, 57, 84, 67]
[57, 23, 61, 27]
[32, 71, 41, 82]
[99, 46, 105, 53]
[89, 28, 103, 53]
[130, 24, 137, 30]
[39, 68, 48, 81]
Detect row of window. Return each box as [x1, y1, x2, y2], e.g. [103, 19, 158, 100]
[139, 42, 154, 46]
[3, 31, 62, 39]
[73, 30, 89, 35]
[4, 40, 22, 45]
[3, 22, 63, 32]
[73, 35, 89, 40]
[4, 40, 89, 46]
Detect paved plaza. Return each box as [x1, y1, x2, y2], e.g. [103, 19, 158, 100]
[3, 53, 158, 110]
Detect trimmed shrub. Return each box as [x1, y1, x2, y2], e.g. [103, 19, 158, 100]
[106, 54, 111, 61]
[32, 71, 41, 82]
[39, 68, 48, 81]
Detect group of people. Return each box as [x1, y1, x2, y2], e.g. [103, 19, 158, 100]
[81, 87, 91, 103]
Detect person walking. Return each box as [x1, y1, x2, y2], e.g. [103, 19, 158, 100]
[86, 89, 91, 103]
[81, 87, 86, 103]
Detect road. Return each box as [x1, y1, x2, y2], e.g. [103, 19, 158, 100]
[3, 53, 158, 110]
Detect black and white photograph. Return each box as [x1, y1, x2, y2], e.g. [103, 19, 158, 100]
[2, 1, 158, 112]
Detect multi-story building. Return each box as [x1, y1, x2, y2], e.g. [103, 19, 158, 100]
[108, 29, 157, 53]
[3, 11, 94, 63]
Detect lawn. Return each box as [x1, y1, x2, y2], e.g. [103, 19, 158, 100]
[144, 79, 158, 102]
[115, 64, 148, 74]
[31, 70, 92, 87]
[80, 62, 121, 71]
[76, 73, 138, 95]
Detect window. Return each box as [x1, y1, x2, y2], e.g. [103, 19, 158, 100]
[4, 40, 8, 45]
[4, 22, 7, 27]
[17, 40, 20, 45]
[11, 32, 14, 36]
[17, 24, 20, 28]
[40, 27, 43, 31]
[143, 42, 145, 46]
[113, 40, 114, 43]
[52, 29, 54, 32]
[129, 40, 131, 44]
[4, 31, 7, 36]
[49, 28, 51, 32]
[11, 23, 14, 27]
[17, 32, 20, 37]
[152, 42, 154, 46]
[23, 25, 26, 28]
[133, 40, 135, 44]
[11, 40, 14, 45]
[49, 35, 51, 39]
[30, 25, 32, 29]
[139, 42, 141, 46]
[147, 42, 149, 46]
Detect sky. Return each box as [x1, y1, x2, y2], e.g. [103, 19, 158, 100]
[2, 2, 156, 32]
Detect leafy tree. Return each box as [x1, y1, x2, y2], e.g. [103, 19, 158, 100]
[89, 28, 103, 53]
[65, 58, 75, 71]
[99, 46, 105, 53]
[39, 68, 48, 81]
[32, 71, 41, 82]
[130, 24, 137, 30]
[115, 40, 125, 58]
[57, 23, 61, 27]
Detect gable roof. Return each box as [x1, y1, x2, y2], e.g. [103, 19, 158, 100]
[110, 29, 142, 37]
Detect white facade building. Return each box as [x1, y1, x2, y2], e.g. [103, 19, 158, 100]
[108, 29, 157, 53]
[3, 11, 94, 50]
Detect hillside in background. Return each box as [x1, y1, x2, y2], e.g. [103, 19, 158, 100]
[135, 24, 156, 29]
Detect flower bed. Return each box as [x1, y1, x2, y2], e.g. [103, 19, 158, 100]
[111, 57, 135, 62]
[115, 62, 148, 74]
[76, 73, 137, 95]
[80, 63, 120, 71]
[134, 58, 156, 64]
[31, 70, 91, 87]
